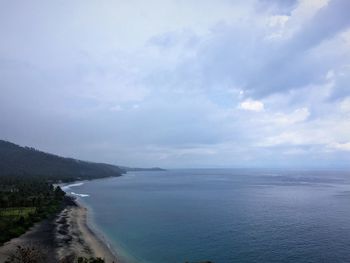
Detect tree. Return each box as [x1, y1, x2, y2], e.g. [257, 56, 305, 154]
[4, 246, 46, 263]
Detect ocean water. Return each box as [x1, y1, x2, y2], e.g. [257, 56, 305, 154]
[65, 169, 350, 263]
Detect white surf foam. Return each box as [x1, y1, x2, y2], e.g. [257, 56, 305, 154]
[70, 191, 90, 197]
[61, 182, 85, 191]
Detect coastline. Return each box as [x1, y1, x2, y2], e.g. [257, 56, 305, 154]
[56, 199, 122, 263]
[0, 197, 124, 263]
[62, 178, 139, 263]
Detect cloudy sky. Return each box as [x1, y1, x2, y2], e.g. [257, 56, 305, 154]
[1, 0, 350, 168]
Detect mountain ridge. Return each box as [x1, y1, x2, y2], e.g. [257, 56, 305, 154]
[0, 140, 125, 181]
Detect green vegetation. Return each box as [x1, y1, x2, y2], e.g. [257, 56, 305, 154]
[5, 246, 107, 263]
[0, 175, 66, 245]
[0, 140, 133, 261]
[0, 207, 36, 217]
[4, 246, 212, 263]
[0, 140, 125, 181]
[0, 139, 126, 247]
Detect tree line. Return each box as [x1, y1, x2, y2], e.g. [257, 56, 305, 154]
[0, 175, 66, 244]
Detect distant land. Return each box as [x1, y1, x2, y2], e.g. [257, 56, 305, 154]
[121, 166, 166, 172]
[0, 140, 164, 182]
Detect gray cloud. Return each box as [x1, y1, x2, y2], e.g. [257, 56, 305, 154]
[256, 0, 298, 14]
[249, 0, 350, 96]
[0, 0, 350, 168]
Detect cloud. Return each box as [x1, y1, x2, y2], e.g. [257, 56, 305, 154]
[0, 0, 350, 168]
[271, 108, 310, 125]
[256, 0, 298, 14]
[328, 142, 350, 151]
[239, 99, 265, 112]
[339, 97, 350, 112]
[250, 0, 350, 96]
[109, 105, 123, 112]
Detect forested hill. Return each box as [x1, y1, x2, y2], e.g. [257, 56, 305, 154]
[0, 140, 125, 181]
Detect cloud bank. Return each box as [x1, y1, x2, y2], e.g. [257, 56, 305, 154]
[0, 0, 350, 168]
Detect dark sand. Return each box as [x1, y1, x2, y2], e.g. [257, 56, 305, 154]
[0, 199, 121, 263]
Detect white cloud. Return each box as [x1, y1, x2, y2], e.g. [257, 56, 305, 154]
[239, 99, 264, 112]
[265, 15, 290, 40]
[109, 105, 123, 112]
[271, 107, 310, 125]
[339, 97, 350, 112]
[328, 142, 350, 151]
[268, 15, 289, 28]
[287, 0, 330, 32]
[1, 0, 350, 168]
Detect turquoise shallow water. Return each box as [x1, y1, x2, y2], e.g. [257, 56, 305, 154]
[65, 169, 350, 263]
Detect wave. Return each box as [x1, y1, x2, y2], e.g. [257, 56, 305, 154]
[70, 192, 90, 197]
[61, 182, 85, 191]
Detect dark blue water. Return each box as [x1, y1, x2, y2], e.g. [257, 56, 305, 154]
[65, 169, 350, 263]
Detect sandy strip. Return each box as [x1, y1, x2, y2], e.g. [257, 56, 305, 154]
[0, 200, 124, 263]
[56, 203, 121, 263]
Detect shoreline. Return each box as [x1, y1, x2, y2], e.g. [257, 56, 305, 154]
[56, 199, 122, 263]
[63, 180, 136, 263]
[80, 200, 135, 263]
[0, 197, 124, 263]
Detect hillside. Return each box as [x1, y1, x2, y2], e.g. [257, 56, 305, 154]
[0, 140, 125, 181]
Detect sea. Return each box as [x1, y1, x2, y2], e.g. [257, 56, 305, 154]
[62, 169, 350, 263]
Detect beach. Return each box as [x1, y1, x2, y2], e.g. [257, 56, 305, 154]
[0, 198, 121, 263]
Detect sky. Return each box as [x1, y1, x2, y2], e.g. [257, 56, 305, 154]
[0, 0, 350, 169]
